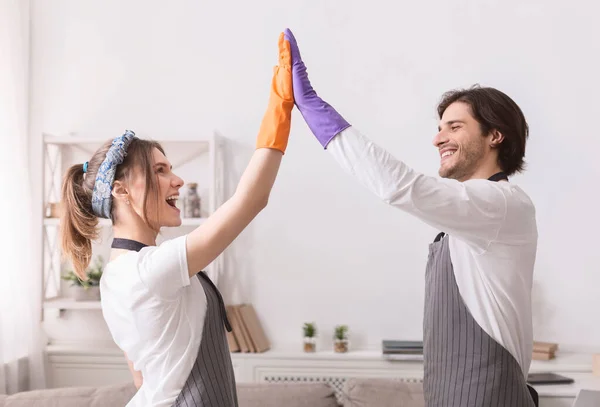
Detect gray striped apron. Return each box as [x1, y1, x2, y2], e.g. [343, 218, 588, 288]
[110, 238, 238, 407]
[173, 271, 238, 407]
[423, 233, 537, 407]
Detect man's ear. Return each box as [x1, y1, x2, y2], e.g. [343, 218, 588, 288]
[489, 129, 504, 148]
[112, 180, 130, 205]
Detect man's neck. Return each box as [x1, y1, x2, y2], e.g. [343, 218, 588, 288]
[462, 163, 505, 182]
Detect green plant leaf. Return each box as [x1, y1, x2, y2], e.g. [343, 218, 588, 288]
[303, 322, 316, 338]
[334, 325, 348, 340]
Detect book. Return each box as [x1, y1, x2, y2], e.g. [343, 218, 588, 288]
[532, 351, 555, 360]
[233, 305, 255, 352]
[527, 372, 573, 385]
[238, 304, 270, 353]
[532, 341, 558, 360]
[226, 305, 249, 353]
[382, 340, 424, 349]
[225, 304, 270, 353]
[533, 341, 558, 353]
[383, 349, 424, 355]
[226, 331, 239, 353]
[382, 340, 424, 355]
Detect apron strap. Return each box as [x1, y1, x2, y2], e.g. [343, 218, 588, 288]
[111, 238, 232, 332]
[433, 232, 446, 243]
[432, 172, 509, 242]
[527, 384, 539, 407]
[111, 237, 147, 252]
[488, 171, 509, 182]
[197, 273, 233, 332]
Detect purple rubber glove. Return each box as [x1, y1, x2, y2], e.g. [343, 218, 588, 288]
[284, 28, 351, 148]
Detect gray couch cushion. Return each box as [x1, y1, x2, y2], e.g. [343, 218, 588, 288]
[237, 382, 339, 407]
[341, 378, 424, 407]
[0, 382, 136, 407]
[0, 381, 339, 407]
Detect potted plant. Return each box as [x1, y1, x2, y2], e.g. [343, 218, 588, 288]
[303, 322, 317, 352]
[61, 256, 104, 301]
[333, 325, 349, 353]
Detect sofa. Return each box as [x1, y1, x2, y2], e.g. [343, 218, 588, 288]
[0, 378, 425, 407]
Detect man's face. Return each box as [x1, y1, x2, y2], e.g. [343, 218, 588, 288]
[433, 101, 488, 181]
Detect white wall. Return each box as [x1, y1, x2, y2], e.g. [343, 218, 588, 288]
[30, 0, 600, 351]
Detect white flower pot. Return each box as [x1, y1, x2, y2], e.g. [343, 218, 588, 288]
[69, 285, 100, 301]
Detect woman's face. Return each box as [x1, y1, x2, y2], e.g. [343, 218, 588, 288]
[128, 147, 184, 228]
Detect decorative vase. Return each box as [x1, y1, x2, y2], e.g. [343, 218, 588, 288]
[303, 337, 316, 353]
[334, 339, 349, 353]
[70, 285, 101, 301]
[183, 183, 201, 218]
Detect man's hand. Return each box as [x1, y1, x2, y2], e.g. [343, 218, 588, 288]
[284, 28, 351, 148]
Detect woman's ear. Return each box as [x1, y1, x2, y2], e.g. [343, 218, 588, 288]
[489, 129, 505, 148]
[112, 180, 130, 205]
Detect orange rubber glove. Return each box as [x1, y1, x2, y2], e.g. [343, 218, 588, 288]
[255, 32, 294, 153]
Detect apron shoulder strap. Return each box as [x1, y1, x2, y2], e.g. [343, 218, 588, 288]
[197, 273, 233, 332]
[488, 171, 509, 182]
[111, 238, 148, 252]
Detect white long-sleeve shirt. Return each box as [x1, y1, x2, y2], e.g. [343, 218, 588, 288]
[327, 126, 538, 376]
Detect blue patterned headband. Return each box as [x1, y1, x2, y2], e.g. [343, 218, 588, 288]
[91, 130, 137, 218]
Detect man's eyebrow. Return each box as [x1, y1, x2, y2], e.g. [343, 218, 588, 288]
[438, 120, 465, 132]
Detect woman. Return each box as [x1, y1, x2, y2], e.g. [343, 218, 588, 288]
[59, 31, 293, 407]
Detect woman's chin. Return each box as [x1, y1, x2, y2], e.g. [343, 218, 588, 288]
[166, 217, 182, 227]
[160, 205, 182, 227]
[157, 214, 182, 228]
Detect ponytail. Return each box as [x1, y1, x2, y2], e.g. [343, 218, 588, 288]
[60, 163, 99, 280]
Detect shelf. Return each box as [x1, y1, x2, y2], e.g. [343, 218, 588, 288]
[43, 298, 102, 310]
[227, 347, 595, 372]
[43, 217, 207, 227]
[41, 343, 596, 376]
[232, 348, 425, 362]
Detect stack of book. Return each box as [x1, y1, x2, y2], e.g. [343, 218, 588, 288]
[532, 341, 558, 360]
[225, 304, 270, 353]
[382, 340, 424, 355]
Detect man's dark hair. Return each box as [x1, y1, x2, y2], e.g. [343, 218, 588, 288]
[437, 85, 529, 176]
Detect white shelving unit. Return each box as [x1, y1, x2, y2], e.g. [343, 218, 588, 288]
[43, 298, 103, 310]
[41, 131, 225, 318]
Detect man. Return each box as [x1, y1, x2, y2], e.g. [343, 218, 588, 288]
[284, 28, 538, 407]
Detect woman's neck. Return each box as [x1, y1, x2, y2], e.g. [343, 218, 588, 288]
[112, 221, 157, 247]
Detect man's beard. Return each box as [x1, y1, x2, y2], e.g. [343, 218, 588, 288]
[439, 144, 484, 181]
